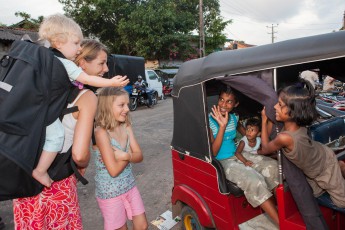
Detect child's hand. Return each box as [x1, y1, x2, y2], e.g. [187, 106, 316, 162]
[111, 75, 130, 87]
[244, 160, 254, 167]
[261, 107, 268, 123]
[113, 148, 130, 161]
[211, 105, 228, 128]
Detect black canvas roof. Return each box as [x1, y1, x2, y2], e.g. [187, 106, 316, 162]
[172, 31, 345, 96]
[171, 31, 345, 159]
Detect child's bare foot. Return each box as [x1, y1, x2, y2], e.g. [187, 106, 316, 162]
[32, 169, 53, 187]
[339, 161, 345, 179]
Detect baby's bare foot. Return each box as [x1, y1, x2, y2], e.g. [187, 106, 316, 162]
[32, 169, 53, 187]
[339, 161, 345, 179]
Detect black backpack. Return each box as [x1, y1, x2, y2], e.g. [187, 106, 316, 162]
[0, 40, 87, 201]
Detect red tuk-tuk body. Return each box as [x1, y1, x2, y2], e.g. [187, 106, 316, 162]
[171, 31, 345, 229]
[172, 150, 262, 229]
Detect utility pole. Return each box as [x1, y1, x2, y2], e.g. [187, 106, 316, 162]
[199, 0, 205, 57]
[267, 24, 278, 43]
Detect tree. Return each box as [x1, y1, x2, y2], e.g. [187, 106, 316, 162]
[59, 0, 231, 60]
[59, 0, 140, 54]
[11, 11, 43, 29]
[204, 8, 231, 54]
[15, 12, 31, 20]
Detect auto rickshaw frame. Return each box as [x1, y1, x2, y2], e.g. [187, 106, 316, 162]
[171, 31, 345, 229]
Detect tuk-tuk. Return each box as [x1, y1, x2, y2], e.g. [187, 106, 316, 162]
[171, 31, 345, 229]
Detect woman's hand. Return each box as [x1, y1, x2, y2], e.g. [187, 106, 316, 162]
[111, 75, 130, 87]
[210, 105, 228, 128]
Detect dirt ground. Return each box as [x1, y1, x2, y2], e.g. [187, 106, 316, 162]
[0, 97, 180, 230]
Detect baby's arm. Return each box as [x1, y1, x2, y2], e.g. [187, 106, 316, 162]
[235, 141, 253, 166]
[77, 72, 129, 88]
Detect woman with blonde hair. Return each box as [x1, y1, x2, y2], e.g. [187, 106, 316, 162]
[13, 39, 109, 229]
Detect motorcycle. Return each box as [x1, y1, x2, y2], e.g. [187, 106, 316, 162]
[129, 84, 157, 111]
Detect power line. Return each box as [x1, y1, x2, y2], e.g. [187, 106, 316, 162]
[267, 24, 278, 43]
[199, 0, 205, 57]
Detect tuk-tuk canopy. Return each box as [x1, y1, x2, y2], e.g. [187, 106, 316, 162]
[171, 31, 345, 159]
[172, 31, 345, 96]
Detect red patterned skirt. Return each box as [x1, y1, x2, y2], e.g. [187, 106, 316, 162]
[13, 175, 83, 230]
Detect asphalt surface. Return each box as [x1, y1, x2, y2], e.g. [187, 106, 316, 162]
[0, 97, 178, 230]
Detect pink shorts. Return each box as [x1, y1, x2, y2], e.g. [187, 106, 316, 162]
[96, 186, 145, 230]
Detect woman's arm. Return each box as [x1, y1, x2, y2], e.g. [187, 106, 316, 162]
[95, 127, 129, 177]
[126, 125, 143, 163]
[71, 91, 97, 168]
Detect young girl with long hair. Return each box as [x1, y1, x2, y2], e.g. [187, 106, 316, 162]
[260, 80, 345, 208]
[94, 87, 148, 230]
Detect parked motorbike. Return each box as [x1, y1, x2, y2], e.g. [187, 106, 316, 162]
[129, 84, 157, 111]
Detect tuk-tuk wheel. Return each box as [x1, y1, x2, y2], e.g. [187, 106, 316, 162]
[181, 205, 206, 230]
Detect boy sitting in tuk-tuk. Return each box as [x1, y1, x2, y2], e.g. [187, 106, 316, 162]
[209, 85, 280, 225]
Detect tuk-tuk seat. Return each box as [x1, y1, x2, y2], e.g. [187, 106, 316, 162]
[316, 104, 345, 117]
[308, 116, 345, 144]
[317, 192, 345, 214]
[211, 157, 244, 197]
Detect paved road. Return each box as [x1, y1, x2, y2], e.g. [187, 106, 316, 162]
[0, 97, 178, 230]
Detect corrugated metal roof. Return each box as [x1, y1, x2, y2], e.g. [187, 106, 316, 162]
[0, 27, 38, 42]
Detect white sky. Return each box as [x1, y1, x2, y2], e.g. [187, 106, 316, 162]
[0, 0, 344, 46]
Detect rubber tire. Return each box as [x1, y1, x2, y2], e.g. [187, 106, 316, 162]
[129, 97, 137, 111]
[152, 92, 159, 105]
[181, 206, 207, 230]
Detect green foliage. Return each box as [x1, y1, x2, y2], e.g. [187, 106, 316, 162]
[59, 0, 231, 60]
[11, 11, 43, 30]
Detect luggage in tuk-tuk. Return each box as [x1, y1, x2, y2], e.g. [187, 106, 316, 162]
[171, 31, 345, 229]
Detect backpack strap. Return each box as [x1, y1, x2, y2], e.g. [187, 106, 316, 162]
[91, 124, 96, 146]
[70, 156, 88, 185]
[50, 88, 91, 184]
[48, 147, 88, 185]
[60, 106, 79, 118]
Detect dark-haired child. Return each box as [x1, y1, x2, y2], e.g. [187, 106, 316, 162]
[261, 80, 345, 208]
[235, 117, 261, 167]
[209, 85, 279, 225]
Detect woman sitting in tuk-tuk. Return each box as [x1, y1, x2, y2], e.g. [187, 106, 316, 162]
[209, 84, 280, 225]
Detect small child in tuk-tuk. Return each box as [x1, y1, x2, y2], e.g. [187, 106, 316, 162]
[235, 117, 261, 167]
[260, 80, 345, 209]
[209, 85, 280, 225]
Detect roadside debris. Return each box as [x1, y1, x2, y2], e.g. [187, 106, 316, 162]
[151, 210, 180, 230]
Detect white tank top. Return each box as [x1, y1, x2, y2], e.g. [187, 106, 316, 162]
[60, 89, 89, 153]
